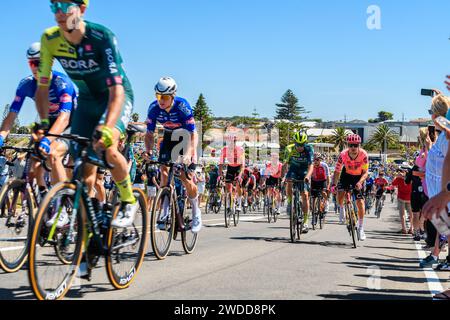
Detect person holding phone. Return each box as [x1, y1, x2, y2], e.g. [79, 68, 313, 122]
[419, 93, 450, 269]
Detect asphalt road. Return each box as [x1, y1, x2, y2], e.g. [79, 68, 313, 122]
[0, 199, 448, 300]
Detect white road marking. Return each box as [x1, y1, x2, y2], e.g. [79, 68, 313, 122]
[205, 215, 266, 227]
[415, 242, 444, 299]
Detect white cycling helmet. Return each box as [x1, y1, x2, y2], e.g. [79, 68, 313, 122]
[27, 42, 41, 59]
[154, 77, 177, 95]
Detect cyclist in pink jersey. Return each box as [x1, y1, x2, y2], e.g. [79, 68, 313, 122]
[332, 134, 369, 240]
[219, 133, 245, 211]
[262, 153, 283, 214]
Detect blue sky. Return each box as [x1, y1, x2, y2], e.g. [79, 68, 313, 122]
[1, 0, 449, 125]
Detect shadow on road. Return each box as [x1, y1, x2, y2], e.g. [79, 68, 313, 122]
[0, 286, 34, 300]
[319, 285, 431, 300]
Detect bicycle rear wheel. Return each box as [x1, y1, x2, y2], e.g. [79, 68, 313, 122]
[28, 183, 84, 300]
[106, 188, 149, 290]
[0, 181, 34, 273]
[150, 187, 174, 260]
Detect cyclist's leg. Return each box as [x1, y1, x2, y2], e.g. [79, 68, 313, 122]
[94, 169, 106, 205]
[49, 139, 69, 185]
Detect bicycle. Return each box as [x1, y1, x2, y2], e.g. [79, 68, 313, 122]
[289, 180, 306, 243]
[341, 185, 360, 249]
[223, 177, 240, 228]
[28, 134, 148, 300]
[374, 190, 385, 219]
[265, 185, 278, 224]
[365, 190, 374, 215]
[0, 145, 50, 273]
[205, 186, 222, 215]
[149, 161, 198, 260]
[310, 188, 326, 230]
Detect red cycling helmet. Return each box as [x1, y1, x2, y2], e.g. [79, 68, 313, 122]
[346, 134, 362, 144]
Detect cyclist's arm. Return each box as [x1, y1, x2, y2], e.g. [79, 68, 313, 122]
[145, 131, 155, 155]
[103, 85, 125, 130]
[0, 112, 18, 140]
[47, 112, 71, 142]
[358, 169, 369, 186]
[305, 164, 314, 181]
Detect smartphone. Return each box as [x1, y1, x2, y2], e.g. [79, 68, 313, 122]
[421, 89, 435, 97]
[428, 125, 436, 142]
[435, 116, 450, 134]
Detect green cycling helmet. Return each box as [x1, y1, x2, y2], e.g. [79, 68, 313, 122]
[293, 131, 308, 145]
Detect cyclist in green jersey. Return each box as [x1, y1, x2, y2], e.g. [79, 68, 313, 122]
[283, 132, 314, 233]
[35, 0, 137, 229]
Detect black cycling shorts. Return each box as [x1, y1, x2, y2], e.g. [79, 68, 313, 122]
[311, 180, 327, 197]
[266, 176, 280, 187]
[159, 130, 186, 163]
[338, 172, 364, 200]
[225, 166, 241, 183]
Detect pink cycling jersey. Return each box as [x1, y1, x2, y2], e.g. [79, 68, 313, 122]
[220, 146, 245, 167]
[335, 149, 369, 176]
[265, 162, 283, 178]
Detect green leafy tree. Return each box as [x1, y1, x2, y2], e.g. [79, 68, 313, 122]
[330, 127, 349, 152]
[131, 113, 140, 122]
[193, 94, 214, 152]
[275, 121, 305, 159]
[275, 90, 308, 120]
[367, 124, 399, 154]
[378, 111, 394, 122]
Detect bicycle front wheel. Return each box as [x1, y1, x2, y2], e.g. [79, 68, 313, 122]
[106, 188, 149, 290]
[224, 193, 232, 228]
[28, 183, 84, 300]
[150, 187, 174, 260]
[0, 180, 34, 273]
[346, 203, 357, 249]
[181, 198, 198, 254]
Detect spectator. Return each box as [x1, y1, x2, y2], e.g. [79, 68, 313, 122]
[420, 92, 450, 268]
[196, 165, 206, 207]
[392, 169, 413, 234]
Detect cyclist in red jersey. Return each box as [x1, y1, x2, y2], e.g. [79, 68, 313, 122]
[331, 134, 369, 240]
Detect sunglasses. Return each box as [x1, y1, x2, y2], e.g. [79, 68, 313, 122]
[50, 2, 78, 14]
[28, 60, 40, 68]
[349, 144, 360, 148]
[156, 94, 174, 102]
[428, 109, 434, 115]
[295, 143, 305, 148]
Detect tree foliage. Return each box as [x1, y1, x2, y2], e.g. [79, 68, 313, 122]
[367, 124, 399, 153]
[193, 94, 214, 152]
[275, 90, 308, 120]
[330, 127, 349, 152]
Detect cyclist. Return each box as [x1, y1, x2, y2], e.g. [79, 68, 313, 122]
[145, 77, 202, 233]
[311, 153, 331, 214]
[283, 131, 314, 233]
[35, 0, 139, 231]
[331, 134, 369, 240]
[219, 133, 245, 212]
[0, 42, 77, 199]
[263, 154, 283, 214]
[374, 171, 389, 205]
[243, 166, 257, 209]
[365, 173, 375, 198]
[145, 163, 160, 210]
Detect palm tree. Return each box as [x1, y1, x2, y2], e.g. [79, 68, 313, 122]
[331, 127, 349, 152]
[367, 124, 399, 154]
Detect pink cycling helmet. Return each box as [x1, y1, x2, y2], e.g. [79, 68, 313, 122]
[346, 134, 362, 144]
